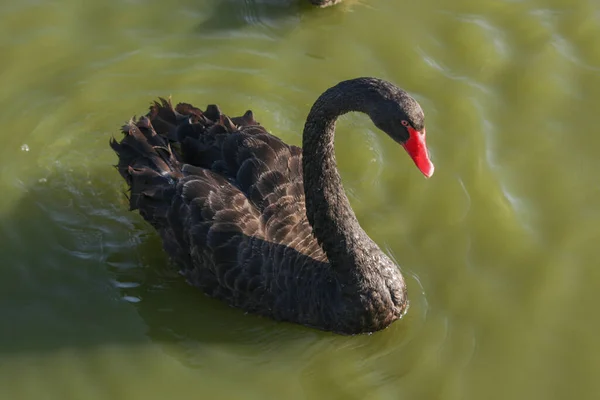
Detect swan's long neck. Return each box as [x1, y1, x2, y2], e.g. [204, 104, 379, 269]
[302, 79, 383, 273]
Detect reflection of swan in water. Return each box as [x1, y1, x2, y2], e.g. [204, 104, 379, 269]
[110, 78, 434, 335]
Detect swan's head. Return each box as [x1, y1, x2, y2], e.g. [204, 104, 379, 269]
[369, 93, 435, 178]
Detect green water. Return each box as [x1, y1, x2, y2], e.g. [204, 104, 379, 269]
[1, 0, 599, 398]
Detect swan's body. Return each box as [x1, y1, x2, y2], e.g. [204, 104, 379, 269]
[111, 78, 433, 334]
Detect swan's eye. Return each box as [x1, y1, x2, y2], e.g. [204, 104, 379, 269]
[401, 120, 409, 127]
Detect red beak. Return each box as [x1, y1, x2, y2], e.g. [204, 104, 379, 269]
[402, 127, 434, 178]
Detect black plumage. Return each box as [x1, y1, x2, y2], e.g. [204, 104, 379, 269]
[110, 77, 430, 334]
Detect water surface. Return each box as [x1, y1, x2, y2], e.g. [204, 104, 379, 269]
[1, 0, 599, 399]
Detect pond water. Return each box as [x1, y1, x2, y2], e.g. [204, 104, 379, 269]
[1, 0, 599, 399]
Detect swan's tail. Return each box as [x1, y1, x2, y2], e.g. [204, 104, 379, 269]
[110, 111, 183, 228]
[110, 97, 261, 226]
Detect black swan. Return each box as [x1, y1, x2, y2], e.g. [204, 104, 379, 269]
[309, 0, 342, 7]
[110, 77, 434, 334]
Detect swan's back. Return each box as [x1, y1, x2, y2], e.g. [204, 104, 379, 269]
[111, 99, 335, 326]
